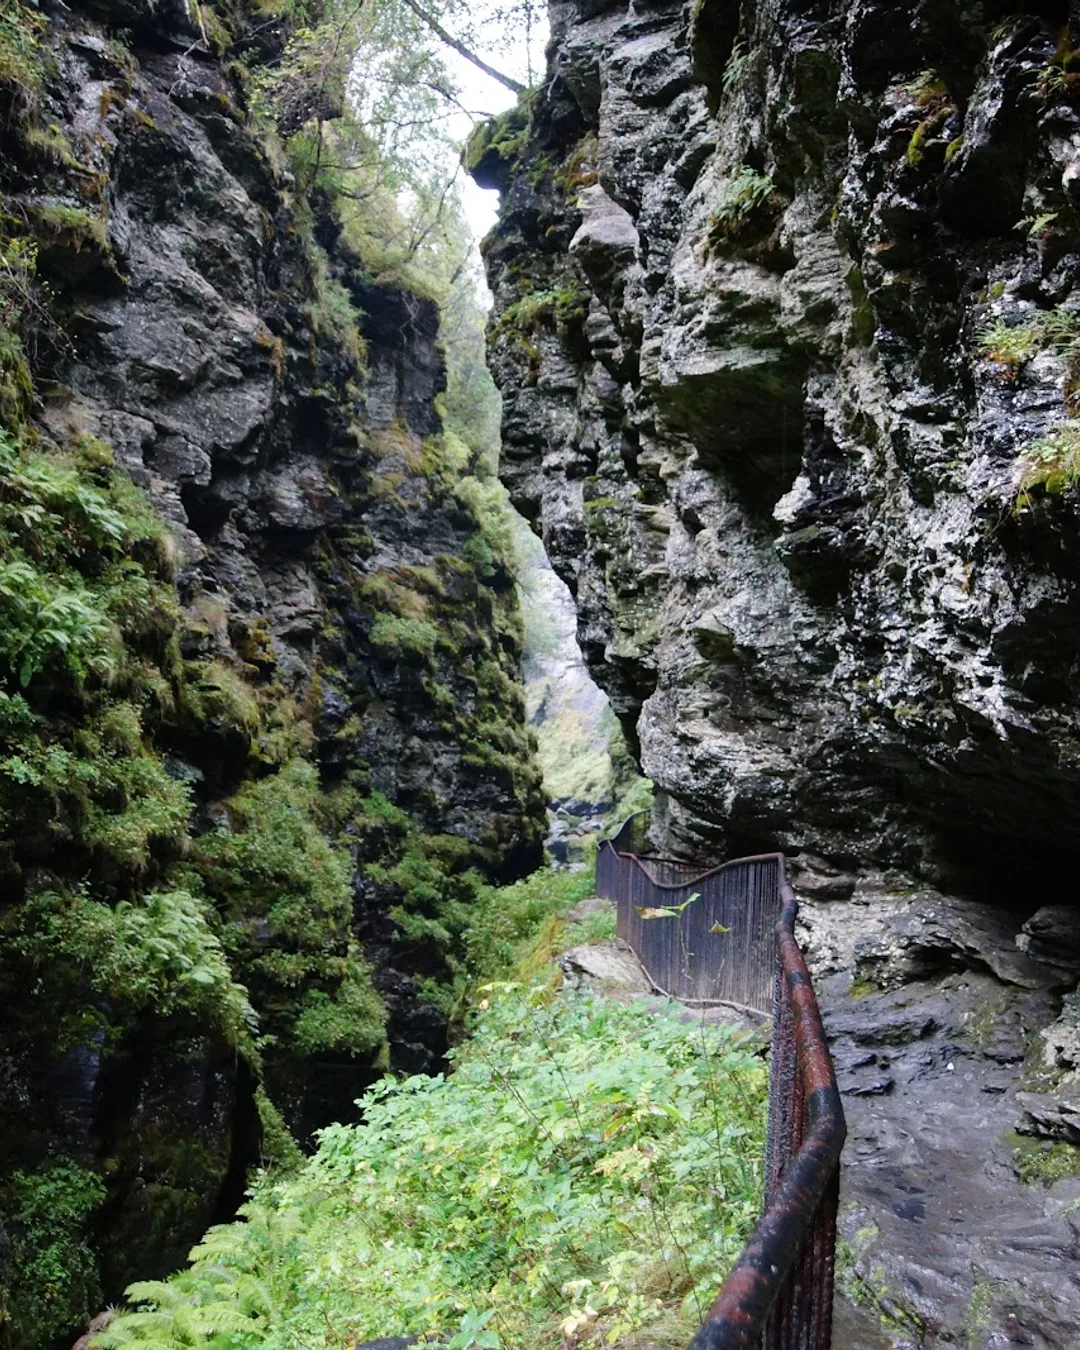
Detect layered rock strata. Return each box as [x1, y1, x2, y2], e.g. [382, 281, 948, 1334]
[479, 0, 1080, 887]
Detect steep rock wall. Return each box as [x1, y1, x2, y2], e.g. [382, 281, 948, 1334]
[0, 0, 544, 1336]
[479, 0, 1080, 890]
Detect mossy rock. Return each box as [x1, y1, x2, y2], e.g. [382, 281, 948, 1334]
[463, 98, 533, 191]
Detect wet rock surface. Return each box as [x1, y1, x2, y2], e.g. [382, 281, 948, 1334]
[803, 886, 1080, 1349]
[478, 0, 1080, 886]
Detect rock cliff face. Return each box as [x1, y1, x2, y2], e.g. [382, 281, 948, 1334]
[479, 0, 1080, 888]
[475, 0, 1080, 1344]
[0, 0, 544, 1337]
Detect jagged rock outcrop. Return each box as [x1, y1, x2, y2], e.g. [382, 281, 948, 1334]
[474, 1, 1080, 1344]
[0, 0, 544, 1336]
[478, 0, 1080, 888]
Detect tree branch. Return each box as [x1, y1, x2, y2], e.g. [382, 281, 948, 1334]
[397, 0, 526, 94]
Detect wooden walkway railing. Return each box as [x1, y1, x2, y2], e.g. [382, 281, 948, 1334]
[595, 814, 846, 1350]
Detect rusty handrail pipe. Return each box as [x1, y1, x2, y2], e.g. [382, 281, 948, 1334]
[596, 818, 845, 1350]
[690, 884, 846, 1349]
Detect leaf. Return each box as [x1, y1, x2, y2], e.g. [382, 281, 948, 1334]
[636, 906, 678, 920]
[710, 922, 730, 934]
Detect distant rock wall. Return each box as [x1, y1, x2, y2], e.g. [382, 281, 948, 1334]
[516, 517, 627, 855]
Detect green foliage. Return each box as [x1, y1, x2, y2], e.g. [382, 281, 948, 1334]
[0, 427, 176, 689]
[1017, 209, 1059, 238]
[567, 904, 617, 946]
[977, 319, 1042, 369]
[1, 1160, 106, 1348]
[291, 962, 387, 1057]
[0, 424, 190, 889]
[721, 41, 753, 95]
[454, 475, 516, 573]
[8, 886, 257, 1046]
[1015, 421, 1080, 504]
[306, 241, 366, 369]
[101, 981, 767, 1350]
[553, 133, 598, 195]
[1036, 31, 1080, 101]
[360, 565, 438, 618]
[1011, 1133, 1080, 1186]
[463, 98, 532, 178]
[0, 0, 45, 120]
[196, 759, 388, 1060]
[536, 705, 613, 803]
[245, 18, 356, 143]
[27, 202, 111, 254]
[977, 309, 1080, 370]
[0, 234, 36, 427]
[906, 105, 953, 167]
[370, 611, 441, 659]
[706, 167, 776, 250]
[905, 70, 947, 106]
[255, 1087, 305, 1171]
[463, 864, 596, 984]
[183, 660, 262, 741]
[494, 281, 588, 338]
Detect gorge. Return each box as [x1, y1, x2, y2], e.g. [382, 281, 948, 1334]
[4, 0, 1080, 1347]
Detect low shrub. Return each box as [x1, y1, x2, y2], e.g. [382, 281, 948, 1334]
[99, 980, 768, 1350]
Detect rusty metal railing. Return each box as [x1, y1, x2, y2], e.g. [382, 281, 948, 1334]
[595, 814, 845, 1350]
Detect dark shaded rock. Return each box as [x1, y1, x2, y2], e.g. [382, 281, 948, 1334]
[1018, 906, 1080, 969]
[1016, 1090, 1080, 1143]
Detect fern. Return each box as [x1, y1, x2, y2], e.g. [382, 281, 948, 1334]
[102, 983, 767, 1350]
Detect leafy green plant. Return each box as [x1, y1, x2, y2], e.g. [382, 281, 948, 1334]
[306, 240, 366, 369]
[977, 309, 1080, 370]
[721, 41, 753, 95]
[706, 167, 776, 250]
[906, 70, 947, 105]
[100, 980, 767, 1350]
[1015, 421, 1080, 504]
[1, 1160, 106, 1347]
[1017, 210, 1059, 238]
[977, 320, 1042, 369]
[8, 886, 257, 1046]
[494, 281, 588, 339]
[0, 428, 176, 688]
